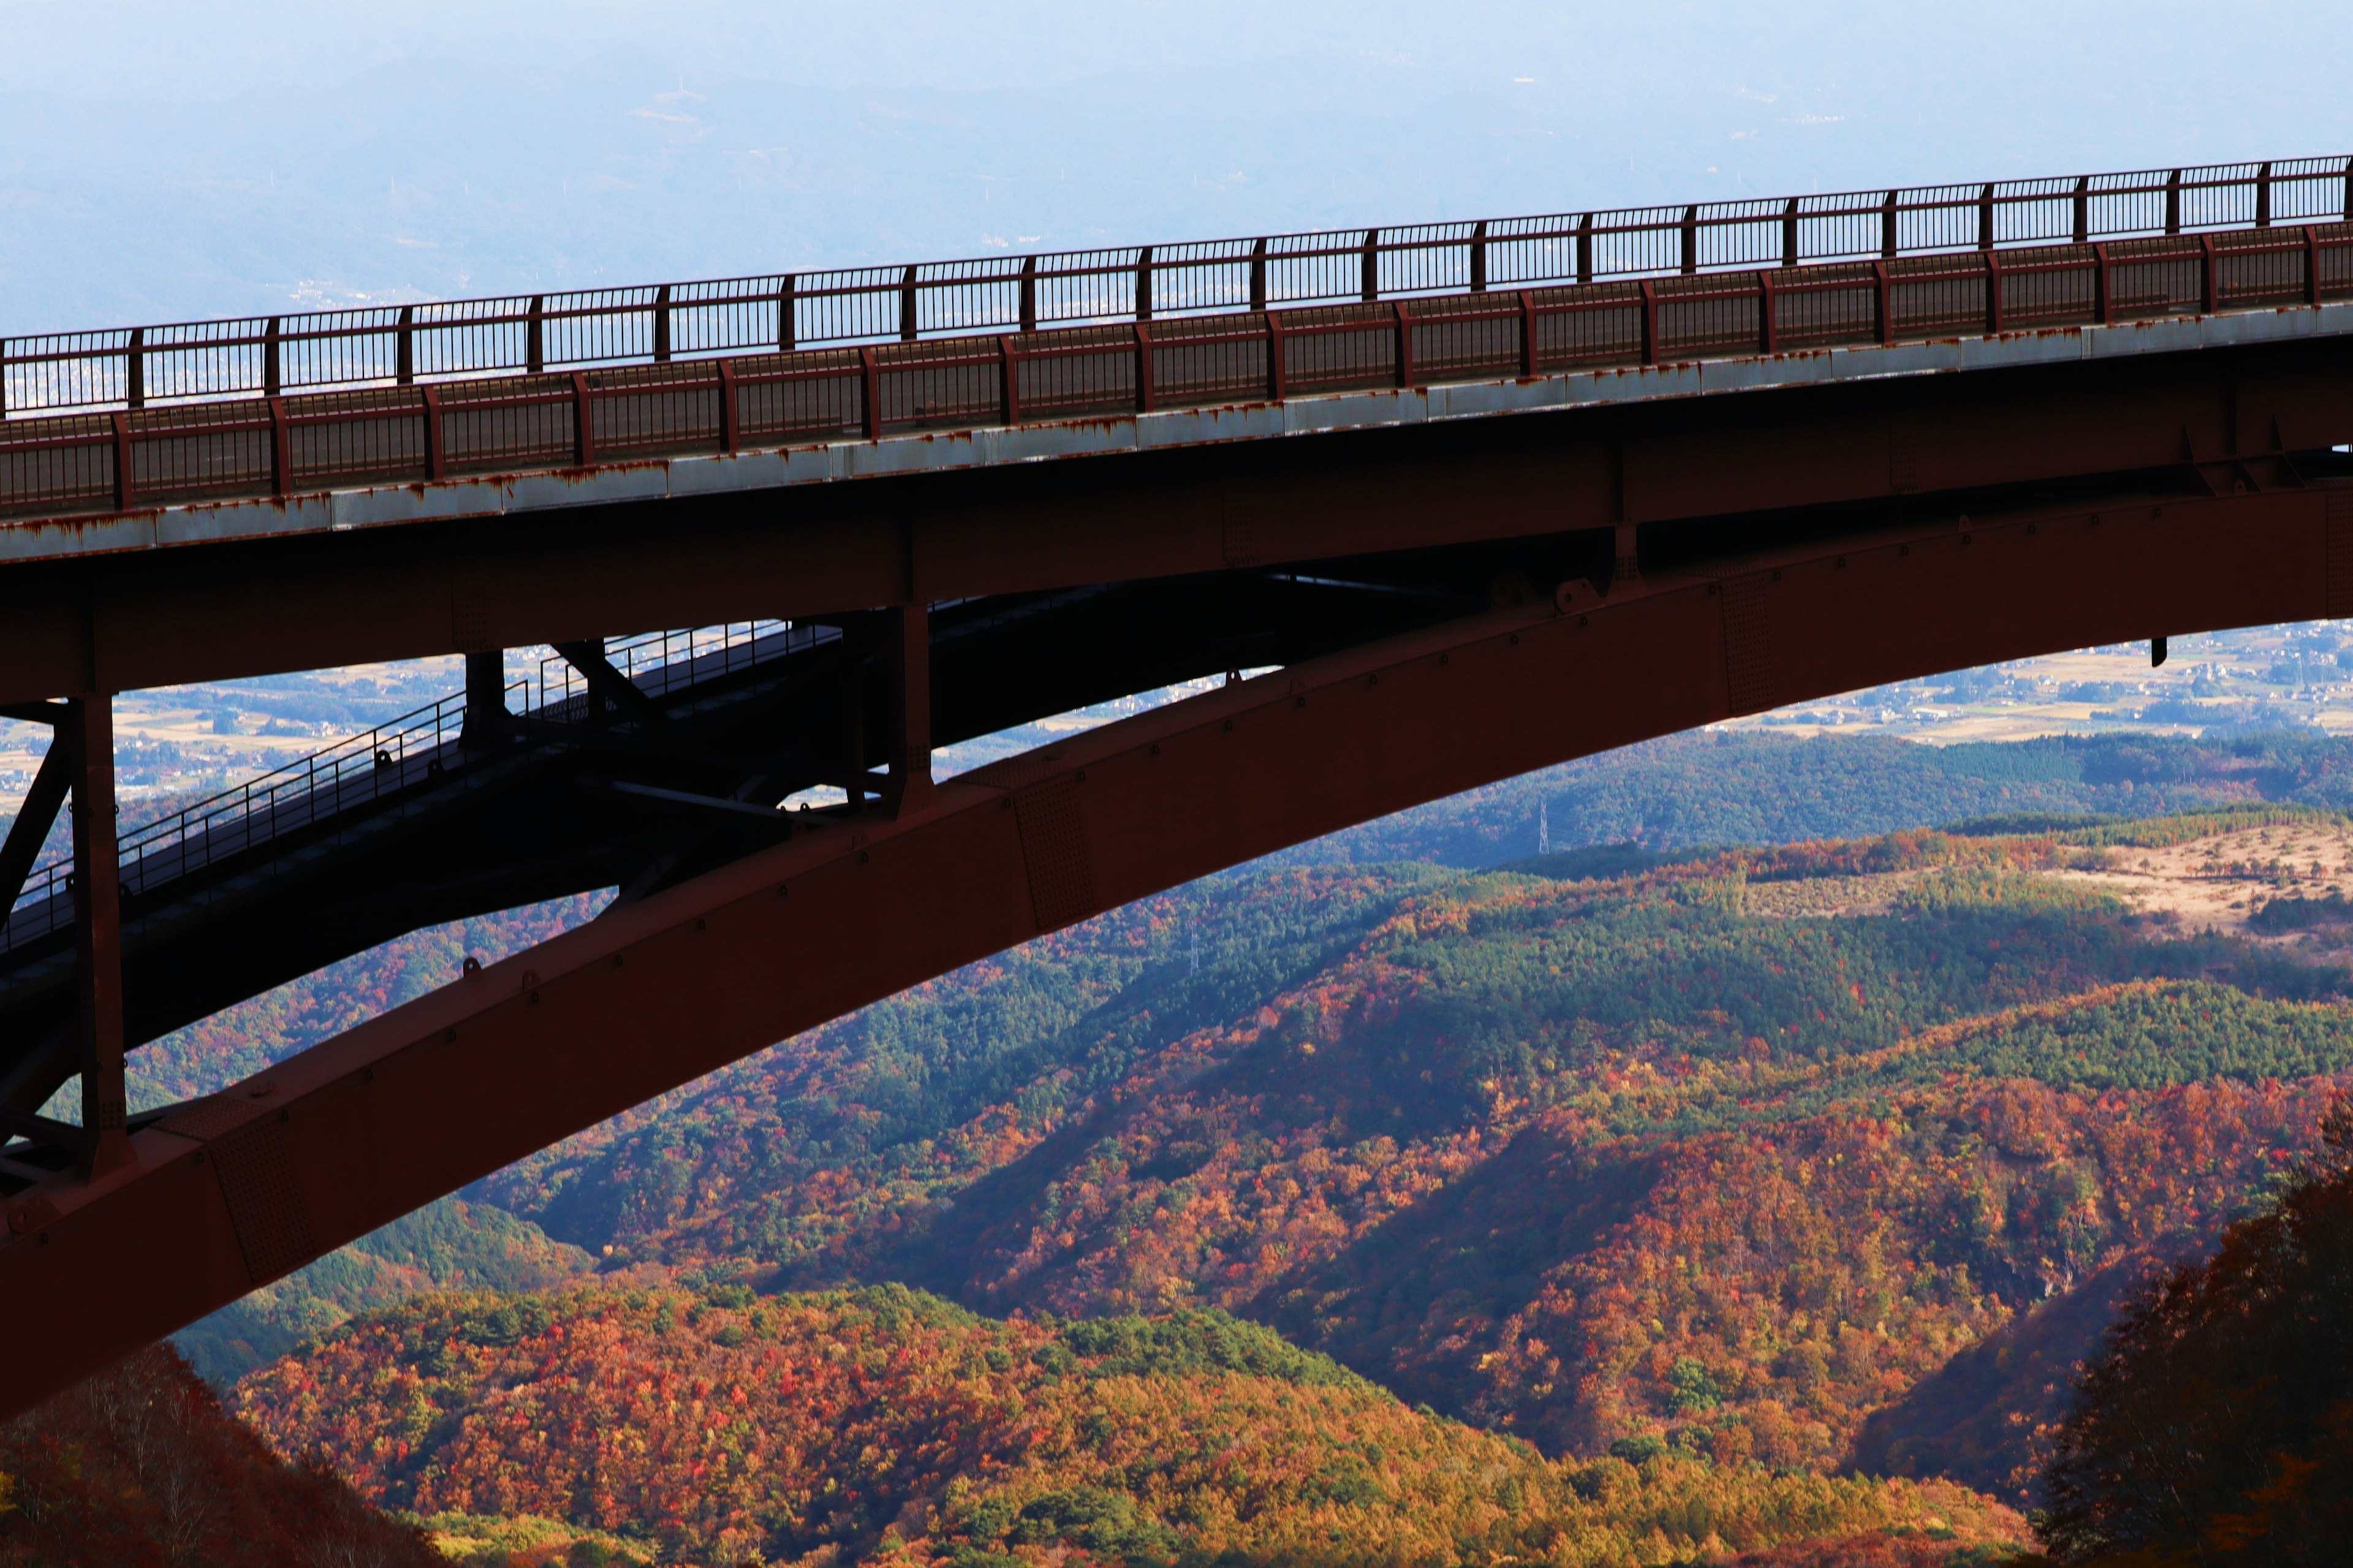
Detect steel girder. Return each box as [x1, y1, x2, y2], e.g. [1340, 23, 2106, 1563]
[0, 480, 2341, 1418]
[0, 338, 2347, 707]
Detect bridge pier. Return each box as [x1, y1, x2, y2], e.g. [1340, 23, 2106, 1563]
[883, 603, 933, 817]
[66, 695, 129, 1181]
[459, 650, 509, 750]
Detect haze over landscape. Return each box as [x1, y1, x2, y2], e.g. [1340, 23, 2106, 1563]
[9, 3, 2353, 1566]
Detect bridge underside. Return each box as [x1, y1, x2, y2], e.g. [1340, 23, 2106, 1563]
[2, 312, 2352, 1417]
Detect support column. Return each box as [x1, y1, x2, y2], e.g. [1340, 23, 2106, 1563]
[884, 604, 933, 816]
[68, 694, 130, 1180]
[460, 650, 508, 750]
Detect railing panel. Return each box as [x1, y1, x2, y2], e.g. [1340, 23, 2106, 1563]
[1010, 325, 1137, 417]
[737, 352, 862, 442]
[291, 390, 431, 485]
[409, 297, 537, 379]
[440, 381, 575, 473]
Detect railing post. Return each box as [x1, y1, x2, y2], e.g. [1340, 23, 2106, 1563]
[1469, 219, 1488, 292]
[1985, 251, 2004, 335]
[268, 397, 291, 496]
[998, 336, 1021, 425]
[126, 327, 145, 411]
[395, 305, 415, 386]
[860, 347, 882, 437]
[653, 284, 672, 363]
[420, 387, 445, 481]
[899, 265, 919, 341]
[1249, 238, 1268, 314]
[526, 297, 545, 375]
[2165, 170, 2183, 235]
[1873, 259, 1893, 345]
[1757, 270, 1775, 354]
[1134, 321, 1154, 412]
[110, 412, 133, 512]
[570, 371, 594, 464]
[1680, 206, 1697, 275]
[1518, 290, 1538, 377]
[1360, 230, 1378, 301]
[1136, 247, 1154, 321]
[1638, 279, 1658, 365]
[2072, 176, 2090, 246]
[1576, 213, 1595, 285]
[1018, 256, 1038, 333]
[1978, 184, 1996, 251]
[1881, 191, 1898, 259]
[2306, 225, 2322, 307]
[2256, 161, 2273, 228]
[1392, 300, 1413, 388]
[67, 693, 131, 1180]
[779, 276, 798, 352]
[2094, 243, 2113, 327]
[263, 316, 282, 398]
[1264, 309, 1286, 401]
[2343, 156, 2353, 223]
[2202, 233, 2219, 313]
[717, 360, 740, 453]
[1781, 198, 1800, 268]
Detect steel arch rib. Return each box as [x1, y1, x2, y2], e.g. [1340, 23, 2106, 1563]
[0, 483, 2335, 1418]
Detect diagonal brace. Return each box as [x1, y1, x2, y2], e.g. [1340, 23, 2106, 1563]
[0, 737, 72, 920]
[553, 641, 675, 731]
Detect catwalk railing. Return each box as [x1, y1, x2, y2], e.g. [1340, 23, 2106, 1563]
[2, 212, 2351, 524]
[3, 156, 2349, 421]
[0, 621, 806, 955]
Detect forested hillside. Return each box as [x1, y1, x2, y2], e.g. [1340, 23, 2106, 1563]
[237, 1284, 2025, 1568]
[39, 725, 2353, 1562]
[126, 730, 2353, 1385]
[0, 1344, 438, 1568]
[457, 815, 2353, 1501]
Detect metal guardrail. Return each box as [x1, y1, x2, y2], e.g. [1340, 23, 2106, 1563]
[2, 156, 2347, 419]
[0, 621, 802, 951]
[4, 214, 2346, 525]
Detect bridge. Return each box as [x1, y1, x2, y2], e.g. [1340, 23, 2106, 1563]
[2, 155, 2352, 1417]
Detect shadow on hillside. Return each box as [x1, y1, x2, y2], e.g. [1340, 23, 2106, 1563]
[1243, 1121, 1662, 1421]
[1844, 1238, 2201, 1502]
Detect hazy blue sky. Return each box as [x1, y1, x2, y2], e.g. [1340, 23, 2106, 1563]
[2, 1, 2349, 332]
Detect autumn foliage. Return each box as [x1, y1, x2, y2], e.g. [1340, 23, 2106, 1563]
[0, 1342, 436, 1568]
[237, 1282, 2023, 1566]
[2034, 1107, 2353, 1564]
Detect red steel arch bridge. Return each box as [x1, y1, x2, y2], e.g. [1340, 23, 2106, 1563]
[3, 155, 2353, 1415]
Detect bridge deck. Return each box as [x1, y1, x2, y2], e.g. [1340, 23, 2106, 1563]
[1, 222, 2348, 563]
